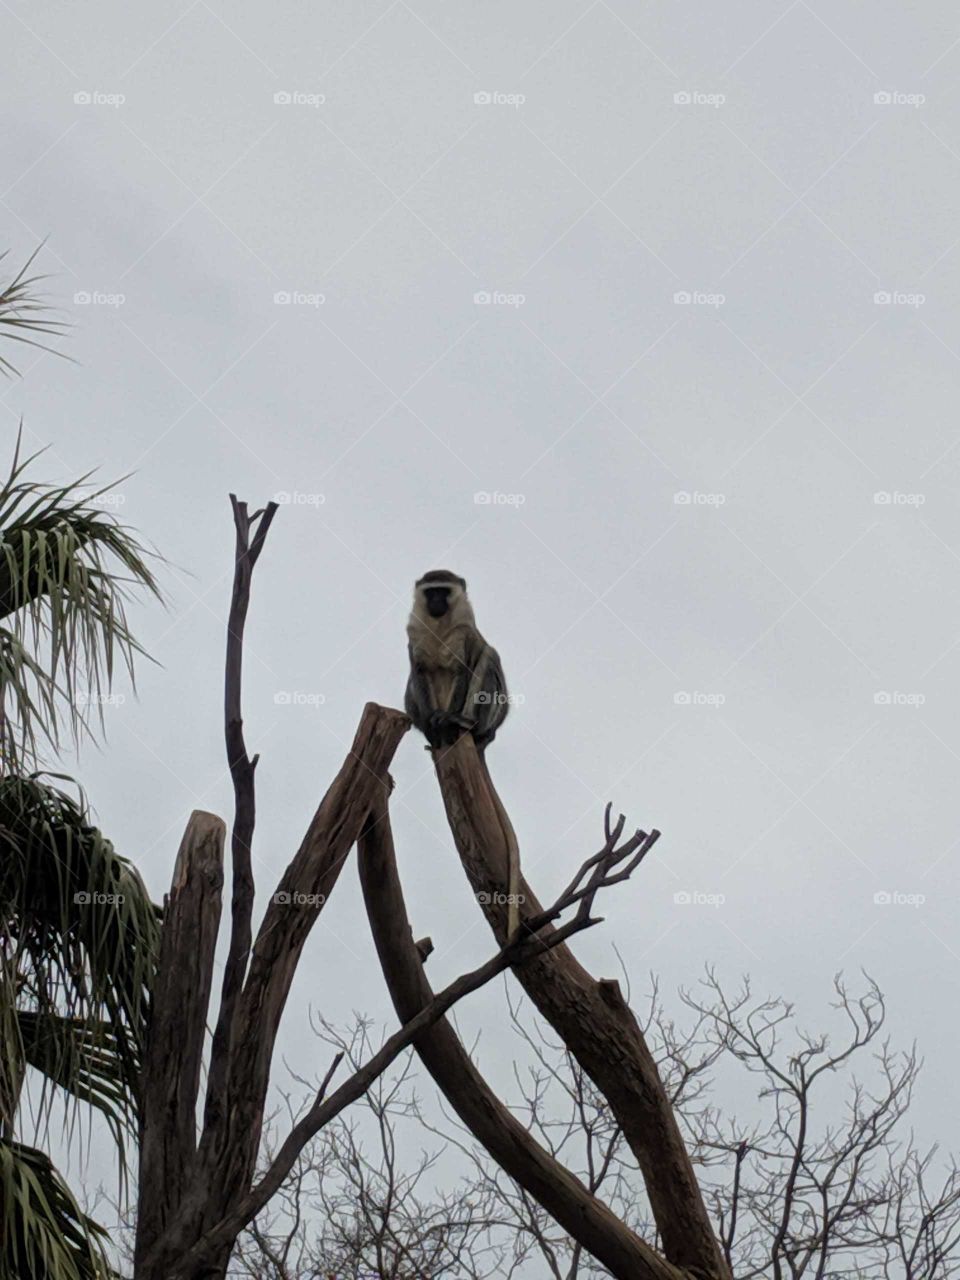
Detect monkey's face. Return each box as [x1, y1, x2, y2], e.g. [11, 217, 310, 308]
[414, 571, 467, 622]
[423, 586, 452, 618]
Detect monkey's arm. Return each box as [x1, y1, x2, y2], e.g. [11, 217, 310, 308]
[446, 640, 483, 729]
[473, 642, 509, 749]
[404, 644, 437, 738]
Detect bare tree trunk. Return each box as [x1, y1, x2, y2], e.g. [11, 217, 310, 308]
[431, 733, 730, 1280]
[135, 811, 225, 1276]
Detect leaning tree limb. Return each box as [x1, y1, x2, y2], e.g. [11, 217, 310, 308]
[431, 732, 731, 1280]
[138, 704, 411, 1280]
[358, 783, 687, 1280]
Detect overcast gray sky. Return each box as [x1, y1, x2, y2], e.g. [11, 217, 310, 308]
[3, 0, 960, 1245]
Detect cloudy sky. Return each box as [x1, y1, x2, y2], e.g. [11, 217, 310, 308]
[3, 0, 960, 1249]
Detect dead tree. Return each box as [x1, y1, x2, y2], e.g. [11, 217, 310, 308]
[132, 496, 730, 1280]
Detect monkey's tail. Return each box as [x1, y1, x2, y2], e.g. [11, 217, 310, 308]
[478, 751, 521, 939]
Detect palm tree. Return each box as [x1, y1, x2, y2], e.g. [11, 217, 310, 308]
[1, 249, 162, 1280]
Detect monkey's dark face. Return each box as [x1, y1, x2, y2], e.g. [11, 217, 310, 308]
[423, 586, 451, 618]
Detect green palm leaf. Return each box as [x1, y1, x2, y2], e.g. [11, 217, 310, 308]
[0, 774, 161, 1139]
[0, 247, 68, 377]
[0, 432, 162, 770]
[0, 253, 161, 1279]
[0, 1139, 111, 1280]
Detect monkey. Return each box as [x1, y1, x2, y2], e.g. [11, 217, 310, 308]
[405, 570, 520, 934]
[404, 570, 509, 750]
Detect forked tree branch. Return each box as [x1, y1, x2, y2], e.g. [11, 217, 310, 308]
[358, 785, 686, 1280]
[162, 759, 666, 1279]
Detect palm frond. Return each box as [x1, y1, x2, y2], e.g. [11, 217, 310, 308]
[17, 1012, 132, 1148]
[0, 432, 162, 769]
[0, 774, 161, 1146]
[0, 1138, 111, 1280]
[0, 247, 69, 377]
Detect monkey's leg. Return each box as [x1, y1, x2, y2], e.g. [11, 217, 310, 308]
[406, 658, 446, 748]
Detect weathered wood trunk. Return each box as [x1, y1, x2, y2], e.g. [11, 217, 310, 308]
[432, 734, 731, 1280]
[358, 785, 687, 1280]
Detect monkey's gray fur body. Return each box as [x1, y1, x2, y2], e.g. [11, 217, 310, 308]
[404, 570, 509, 750]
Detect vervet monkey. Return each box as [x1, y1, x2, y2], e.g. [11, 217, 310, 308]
[405, 570, 519, 933]
[404, 570, 509, 750]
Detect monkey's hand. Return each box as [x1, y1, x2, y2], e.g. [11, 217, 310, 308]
[447, 711, 476, 731]
[427, 709, 476, 746]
